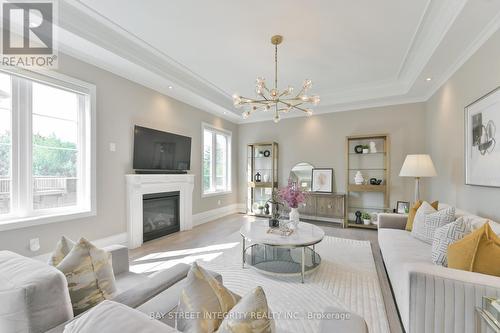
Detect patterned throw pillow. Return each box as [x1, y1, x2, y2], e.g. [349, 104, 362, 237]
[177, 262, 241, 333]
[217, 286, 274, 333]
[432, 217, 471, 266]
[49, 236, 75, 266]
[412, 206, 455, 244]
[56, 238, 117, 315]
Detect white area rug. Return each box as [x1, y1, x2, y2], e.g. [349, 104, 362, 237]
[201, 233, 389, 333]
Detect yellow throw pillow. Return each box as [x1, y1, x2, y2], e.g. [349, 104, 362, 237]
[405, 200, 439, 231]
[448, 222, 500, 277]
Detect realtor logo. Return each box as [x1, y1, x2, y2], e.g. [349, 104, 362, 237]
[1, 0, 58, 68]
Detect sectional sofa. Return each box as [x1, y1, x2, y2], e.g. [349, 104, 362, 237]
[378, 204, 500, 333]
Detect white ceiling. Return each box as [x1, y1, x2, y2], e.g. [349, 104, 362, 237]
[56, 0, 500, 123]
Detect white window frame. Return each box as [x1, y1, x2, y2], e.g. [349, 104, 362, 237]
[201, 123, 232, 197]
[0, 68, 96, 232]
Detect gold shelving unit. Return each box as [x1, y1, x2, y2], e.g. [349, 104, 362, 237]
[345, 134, 390, 229]
[247, 142, 279, 217]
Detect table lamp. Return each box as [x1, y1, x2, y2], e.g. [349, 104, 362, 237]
[399, 154, 437, 202]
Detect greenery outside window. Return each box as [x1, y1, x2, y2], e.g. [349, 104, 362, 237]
[0, 69, 95, 230]
[202, 124, 231, 196]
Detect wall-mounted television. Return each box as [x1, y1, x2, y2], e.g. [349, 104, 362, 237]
[133, 125, 191, 173]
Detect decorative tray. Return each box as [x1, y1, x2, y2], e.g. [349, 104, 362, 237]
[267, 227, 294, 236]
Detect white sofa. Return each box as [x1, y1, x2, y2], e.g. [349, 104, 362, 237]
[378, 204, 500, 333]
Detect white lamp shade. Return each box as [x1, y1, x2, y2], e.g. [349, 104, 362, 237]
[399, 154, 437, 178]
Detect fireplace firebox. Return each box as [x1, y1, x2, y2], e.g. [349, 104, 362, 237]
[142, 191, 180, 242]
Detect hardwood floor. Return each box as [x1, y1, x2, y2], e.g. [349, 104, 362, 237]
[130, 214, 404, 333]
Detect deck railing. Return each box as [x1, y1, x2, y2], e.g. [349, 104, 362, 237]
[0, 177, 74, 195]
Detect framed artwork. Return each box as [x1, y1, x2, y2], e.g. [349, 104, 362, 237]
[311, 168, 333, 193]
[396, 201, 410, 214]
[465, 87, 500, 187]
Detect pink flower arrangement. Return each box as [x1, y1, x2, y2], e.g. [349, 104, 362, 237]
[278, 181, 306, 208]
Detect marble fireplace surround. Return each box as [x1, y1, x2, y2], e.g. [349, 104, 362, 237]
[125, 174, 194, 248]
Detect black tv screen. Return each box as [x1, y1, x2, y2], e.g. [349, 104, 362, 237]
[133, 125, 191, 171]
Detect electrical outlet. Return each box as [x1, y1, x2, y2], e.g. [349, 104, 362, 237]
[109, 142, 116, 152]
[29, 238, 40, 252]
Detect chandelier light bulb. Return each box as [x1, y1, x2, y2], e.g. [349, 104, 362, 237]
[270, 88, 278, 99]
[306, 109, 313, 116]
[265, 104, 271, 111]
[303, 79, 312, 89]
[311, 95, 320, 106]
[300, 95, 309, 102]
[242, 111, 250, 119]
[273, 114, 280, 123]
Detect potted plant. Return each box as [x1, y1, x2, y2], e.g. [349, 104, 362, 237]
[362, 145, 370, 154]
[362, 212, 371, 225]
[258, 205, 265, 215]
[278, 181, 306, 230]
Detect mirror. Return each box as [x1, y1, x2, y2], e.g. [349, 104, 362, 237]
[289, 162, 314, 192]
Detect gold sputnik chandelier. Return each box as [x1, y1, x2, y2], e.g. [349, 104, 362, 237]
[232, 35, 320, 123]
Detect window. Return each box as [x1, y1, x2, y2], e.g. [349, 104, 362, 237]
[0, 69, 95, 229]
[202, 124, 231, 196]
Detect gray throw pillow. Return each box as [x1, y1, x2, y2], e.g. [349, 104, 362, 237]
[412, 207, 455, 244]
[432, 217, 471, 266]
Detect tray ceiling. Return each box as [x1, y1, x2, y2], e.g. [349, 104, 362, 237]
[56, 0, 500, 123]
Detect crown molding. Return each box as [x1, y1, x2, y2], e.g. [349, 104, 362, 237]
[54, 0, 498, 123]
[422, 10, 500, 101]
[397, 0, 468, 90]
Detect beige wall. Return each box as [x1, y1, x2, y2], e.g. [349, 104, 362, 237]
[237, 103, 427, 210]
[0, 54, 239, 256]
[425, 29, 500, 221]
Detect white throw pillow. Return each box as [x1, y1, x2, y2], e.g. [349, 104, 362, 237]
[176, 262, 240, 333]
[56, 238, 117, 315]
[217, 286, 274, 333]
[412, 206, 456, 244]
[432, 217, 471, 266]
[49, 236, 76, 267]
[413, 201, 437, 228]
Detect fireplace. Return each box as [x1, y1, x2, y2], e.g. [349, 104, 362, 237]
[142, 191, 180, 242]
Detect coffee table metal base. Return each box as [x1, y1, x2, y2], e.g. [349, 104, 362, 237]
[242, 242, 321, 283]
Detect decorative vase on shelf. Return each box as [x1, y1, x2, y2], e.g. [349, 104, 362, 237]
[263, 174, 269, 182]
[354, 171, 364, 185]
[289, 207, 300, 229]
[369, 141, 377, 153]
[255, 172, 261, 182]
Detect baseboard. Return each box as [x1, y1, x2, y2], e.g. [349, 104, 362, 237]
[33, 232, 128, 262]
[34, 204, 244, 261]
[193, 203, 245, 226]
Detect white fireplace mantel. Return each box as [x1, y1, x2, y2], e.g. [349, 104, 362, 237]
[125, 174, 195, 248]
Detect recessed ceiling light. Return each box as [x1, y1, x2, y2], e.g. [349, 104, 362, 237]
[223, 111, 227, 115]
[168, 85, 173, 89]
[426, 77, 432, 81]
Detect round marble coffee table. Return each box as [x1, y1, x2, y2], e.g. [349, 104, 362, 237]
[240, 220, 325, 283]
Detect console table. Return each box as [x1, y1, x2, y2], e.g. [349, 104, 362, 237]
[297, 192, 346, 224]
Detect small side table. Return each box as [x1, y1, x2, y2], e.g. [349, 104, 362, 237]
[476, 297, 500, 333]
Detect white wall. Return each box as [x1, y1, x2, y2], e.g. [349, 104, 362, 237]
[0, 54, 239, 256]
[238, 103, 427, 211]
[425, 29, 500, 221]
